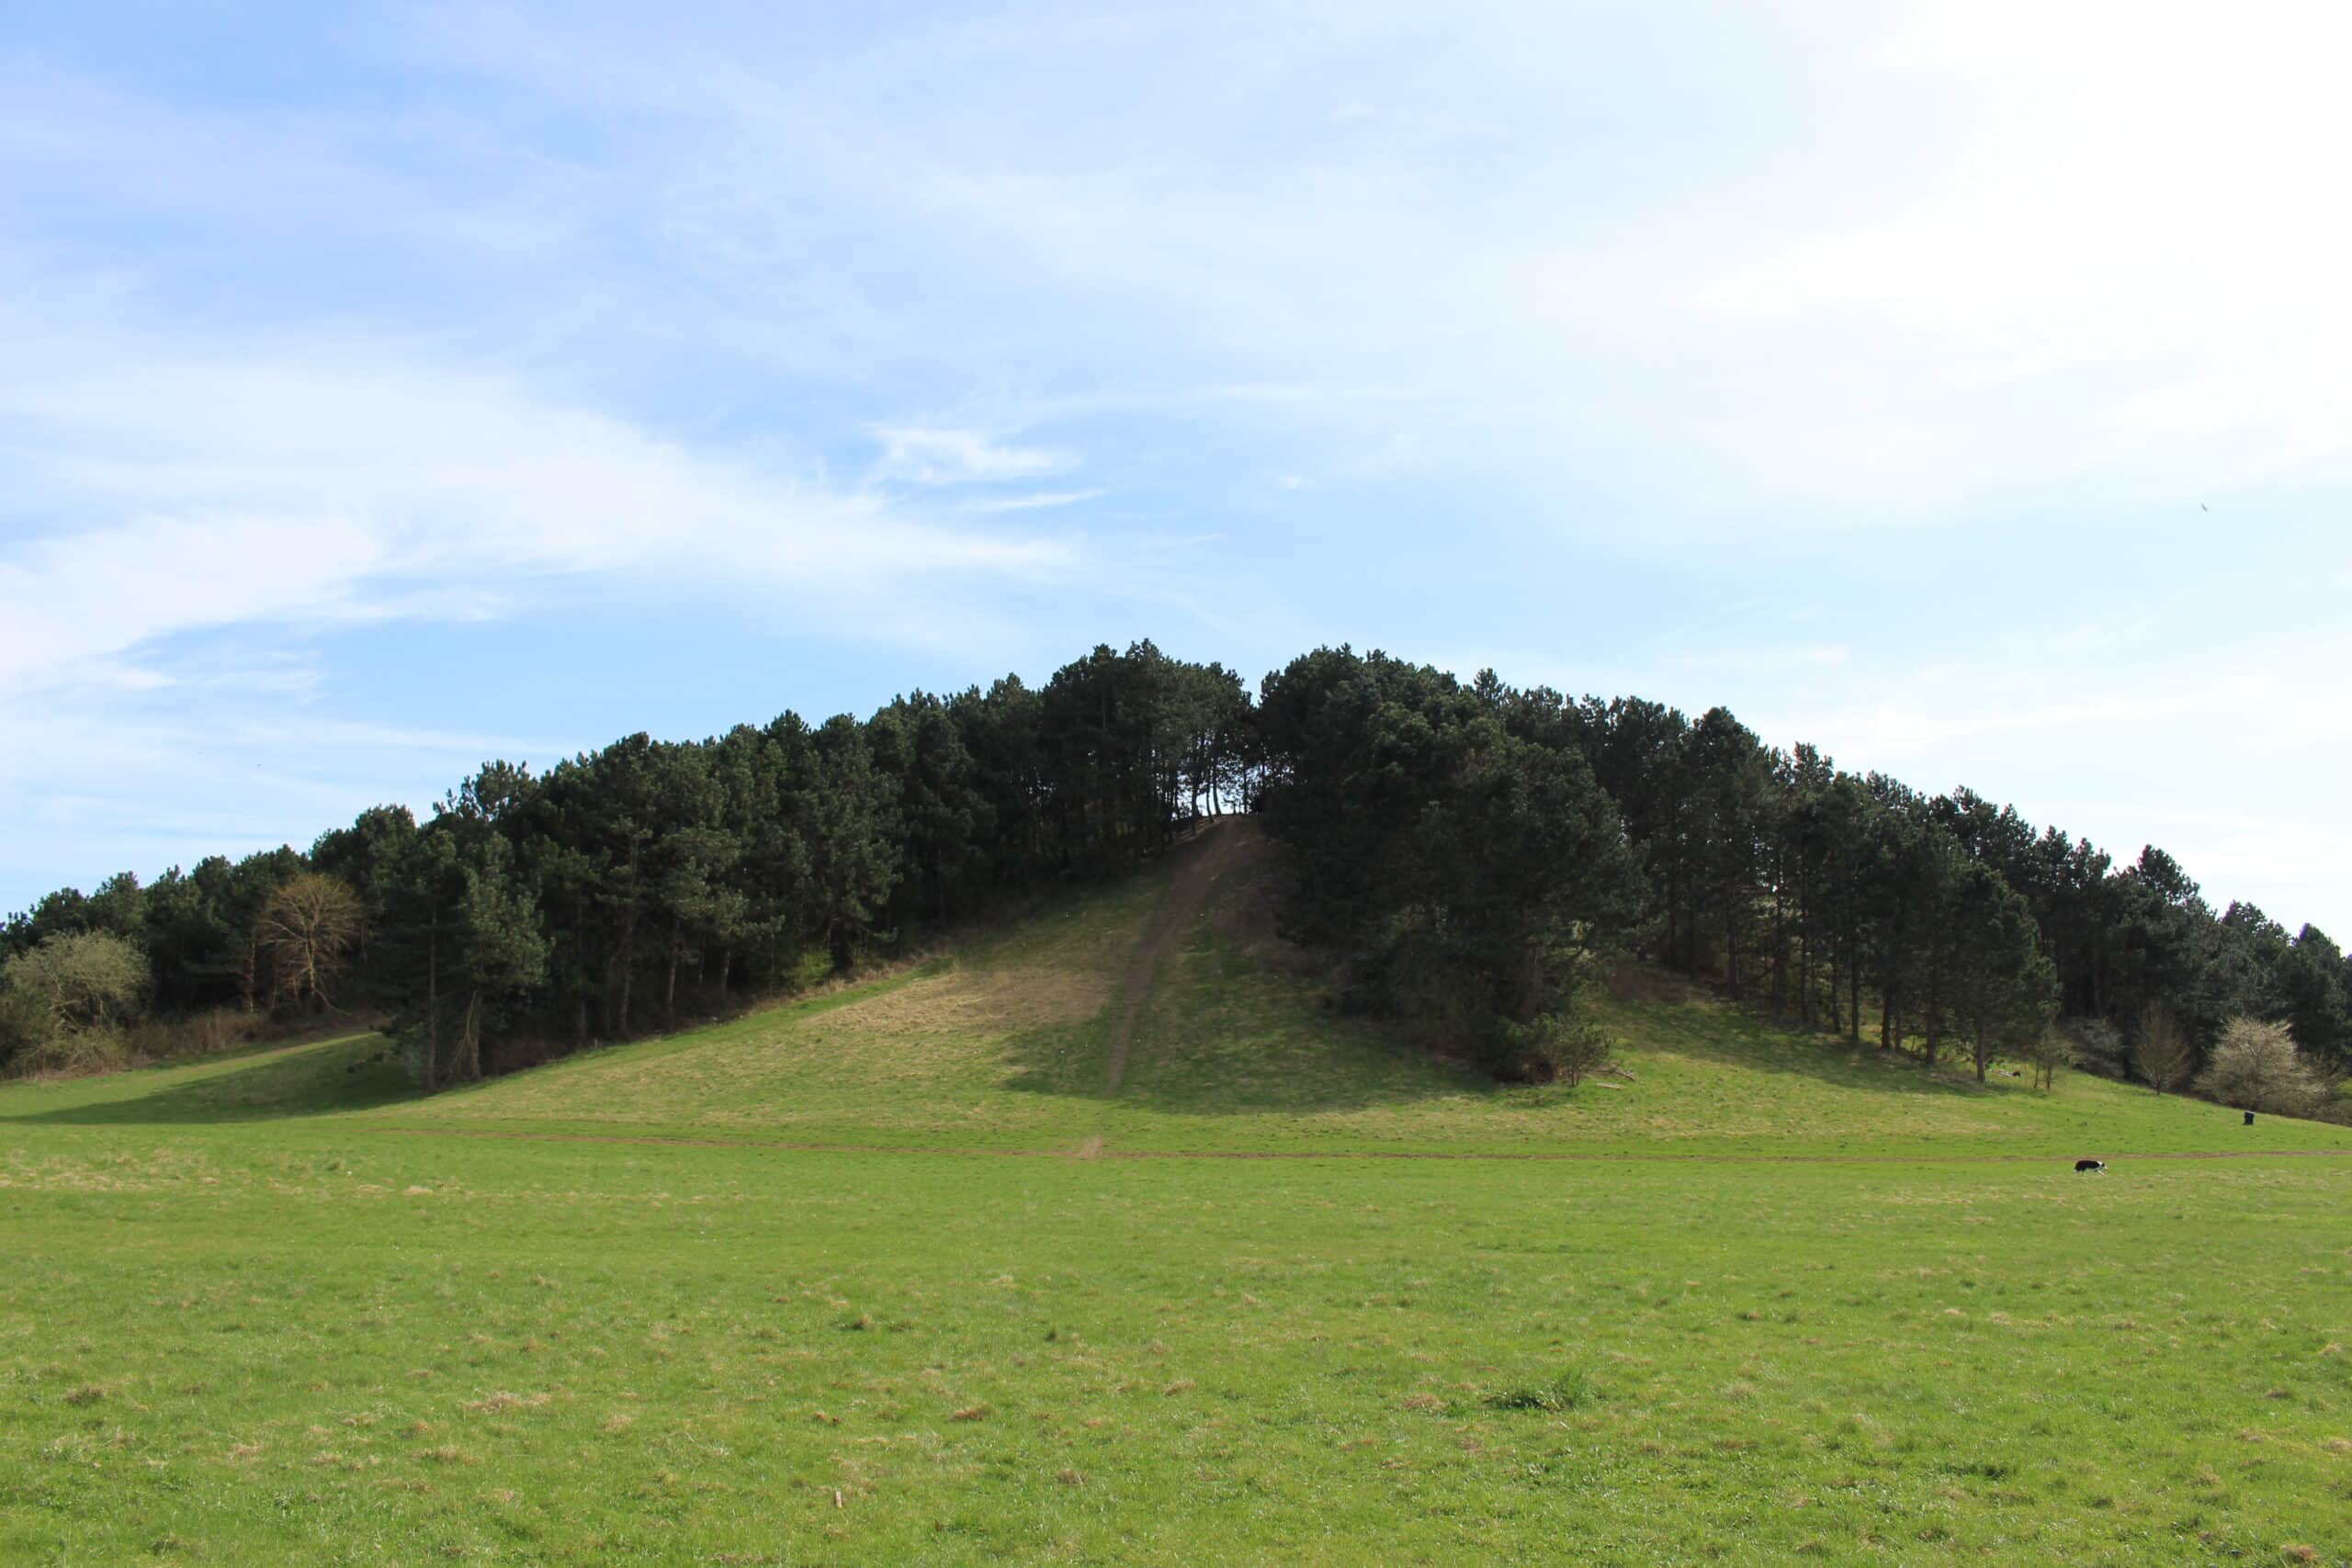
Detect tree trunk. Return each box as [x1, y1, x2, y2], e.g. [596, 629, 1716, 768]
[1848, 940, 1861, 1044]
[1798, 924, 1813, 1029]
[458, 989, 481, 1084]
[616, 908, 638, 1035]
[425, 914, 440, 1091]
[1725, 889, 1741, 998]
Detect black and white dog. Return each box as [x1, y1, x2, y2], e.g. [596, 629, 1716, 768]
[2074, 1158, 2107, 1174]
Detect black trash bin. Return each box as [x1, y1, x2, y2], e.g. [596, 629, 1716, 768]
[2244, 1111, 2255, 1126]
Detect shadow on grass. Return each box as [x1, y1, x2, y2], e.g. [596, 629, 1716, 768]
[990, 1005, 1483, 1121]
[999, 825, 2017, 1124]
[1606, 987, 2006, 1104]
[993, 837, 1482, 1120]
[0, 1033, 418, 1126]
[1037, 826, 2056, 1124]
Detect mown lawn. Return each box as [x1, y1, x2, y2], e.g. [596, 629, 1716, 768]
[3, 1126, 2349, 1564]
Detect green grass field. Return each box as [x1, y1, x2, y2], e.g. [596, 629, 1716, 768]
[6, 823, 2350, 1563]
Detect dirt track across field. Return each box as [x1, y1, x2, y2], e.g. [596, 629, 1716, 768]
[1102, 818, 1251, 1096]
[377, 1125, 2352, 1167]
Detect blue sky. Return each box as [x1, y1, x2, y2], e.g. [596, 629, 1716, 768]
[4, 0, 2347, 934]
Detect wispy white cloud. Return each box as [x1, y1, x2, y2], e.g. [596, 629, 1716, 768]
[401, 4, 2339, 531]
[0, 514, 382, 684]
[1666, 644, 1852, 678]
[0, 249, 1089, 898]
[0, 296, 1078, 689]
[870, 426, 1077, 486]
[962, 489, 1106, 513]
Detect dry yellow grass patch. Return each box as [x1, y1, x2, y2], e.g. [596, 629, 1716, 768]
[828, 962, 1107, 1043]
[461, 1392, 551, 1416]
[418, 936, 1123, 1135]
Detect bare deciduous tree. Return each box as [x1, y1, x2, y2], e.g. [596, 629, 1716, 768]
[2132, 1004, 2193, 1095]
[254, 874, 362, 1013]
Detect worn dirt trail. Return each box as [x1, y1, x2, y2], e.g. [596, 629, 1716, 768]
[1102, 818, 1252, 1097]
[377, 1126, 2352, 1166]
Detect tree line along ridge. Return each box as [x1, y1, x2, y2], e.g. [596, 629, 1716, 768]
[3, 641, 2346, 1110]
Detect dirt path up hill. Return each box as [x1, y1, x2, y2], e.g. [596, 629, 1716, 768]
[1102, 818, 1255, 1097]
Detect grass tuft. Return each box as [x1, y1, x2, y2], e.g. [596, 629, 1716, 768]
[1484, 1368, 1593, 1413]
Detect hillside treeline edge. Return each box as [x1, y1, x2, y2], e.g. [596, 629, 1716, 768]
[4, 641, 2346, 1097]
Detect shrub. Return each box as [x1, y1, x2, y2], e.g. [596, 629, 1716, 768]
[188, 1006, 261, 1055]
[0, 986, 48, 1073]
[14, 1027, 130, 1077]
[2195, 1017, 2327, 1118]
[2069, 1018, 2129, 1079]
[1, 931, 148, 1077]
[1498, 1011, 1612, 1086]
[2023, 1028, 2077, 1091]
[3, 931, 148, 1032]
[784, 948, 836, 994]
[121, 1006, 260, 1064]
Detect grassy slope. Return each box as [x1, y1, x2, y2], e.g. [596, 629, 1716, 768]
[5, 823, 2351, 1563]
[130, 820, 2323, 1159]
[0, 1032, 410, 1128]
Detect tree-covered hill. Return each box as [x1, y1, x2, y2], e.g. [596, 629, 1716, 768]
[7, 819, 2341, 1162]
[5, 642, 2346, 1110]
